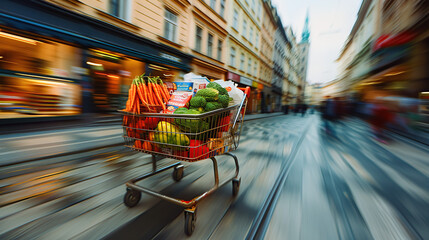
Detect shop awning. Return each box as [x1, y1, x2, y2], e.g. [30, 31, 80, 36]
[0, 0, 192, 71]
[373, 32, 415, 51]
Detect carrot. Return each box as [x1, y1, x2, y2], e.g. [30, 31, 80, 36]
[158, 82, 168, 103]
[159, 79, 170, 101]
[139, 76, 149, 104]
[126, 87, 132, 111]
[129, 81, 136, 112]
[151, 77, 165, 110]
[156, 78, 168, 102]
[136, 97, 140, 114]
[140, 77, 153, 111]
[146, 78, 155, 105]
[151, 80, 161, 105]
[135, 78, 145, 107]
[148, 78, 158, 105]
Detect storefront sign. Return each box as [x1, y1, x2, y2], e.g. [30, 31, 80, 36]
[227, 72, 240, 82]
[71, 66, 88, 75]
[119, 70, 131, 77]
[258, 83, 264, 90]
[240, 77, 253, 86]
[160, 52, 181, 63]
[252, 81, 258, 88]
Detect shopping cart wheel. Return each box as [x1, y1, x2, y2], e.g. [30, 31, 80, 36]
[232, 177, 241, 197]
[184, 208, 197, 236]
[173, 165, 184, 182]
[124, 188, 141, 208]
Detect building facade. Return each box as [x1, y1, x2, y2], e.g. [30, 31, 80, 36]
[0, 0, 308, 123]
[335, 0, 428, 101]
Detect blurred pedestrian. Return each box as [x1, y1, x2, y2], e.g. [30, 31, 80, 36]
[301, 104, 308, 117]
[321, 96, 337, 136]
[370, 100, 392, 143]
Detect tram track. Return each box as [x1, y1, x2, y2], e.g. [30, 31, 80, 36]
[244, 117, 312, 240]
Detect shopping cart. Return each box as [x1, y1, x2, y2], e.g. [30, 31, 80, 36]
[119, 87, 249, 235]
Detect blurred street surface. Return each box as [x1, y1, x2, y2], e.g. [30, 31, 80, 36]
[0, 113, 428, 239]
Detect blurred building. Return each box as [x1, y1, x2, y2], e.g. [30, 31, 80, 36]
[225, 0, 264, 114]
[335, 0, 428, 101]
[270, 13, 287, 113]
[284, 27, 300, 105]
[308, 83, 323, 105]
[257, 0, 277, 113]
[0, 0, 193, 122]
[0, 0, 308, 122]
[188, 0, 228, 81]
[335, 0, 381, 98]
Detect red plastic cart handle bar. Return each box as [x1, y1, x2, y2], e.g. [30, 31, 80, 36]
[238, 87, 250, 99]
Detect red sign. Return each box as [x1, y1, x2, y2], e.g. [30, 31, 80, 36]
[227, 72, 240, 82]
[373, 31, 415, 51]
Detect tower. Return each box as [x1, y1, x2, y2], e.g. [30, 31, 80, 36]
[301, 10, 310, 43]
[299, 10, 310, 102]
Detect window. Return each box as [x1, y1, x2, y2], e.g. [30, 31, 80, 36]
[217, 39, 222, 61]
[254, 62, 257, 76]
[243, 20, 247, 38]
[207, 33, 213, 57]
[249, 27, 253, 44]
[164, 9, 178, 42]
[210, 0, 216, 9]
[248, 58, 252, 73]
[255, 33, 259, 48]
[240, 53, 245, 70]
[230, 47, 236, 67]
[109, 0, 131, 21]
[220, 0, 225, 17]
[195, 26, 203, 52]
[233, 10, 239, 29]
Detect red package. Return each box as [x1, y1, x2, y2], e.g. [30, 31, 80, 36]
[164, 92, 193, 114]
[189, 140, 209, 160]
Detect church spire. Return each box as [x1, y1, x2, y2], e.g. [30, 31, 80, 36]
[301, 10, 310, 43]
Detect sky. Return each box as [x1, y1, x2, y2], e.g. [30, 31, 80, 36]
[271, 0, 362, 84]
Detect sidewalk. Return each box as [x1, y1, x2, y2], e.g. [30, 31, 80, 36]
[0, 112, 285, 167]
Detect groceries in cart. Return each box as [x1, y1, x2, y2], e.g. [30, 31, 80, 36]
[119, 73, 249, 236]
[121, 73, 247, 161]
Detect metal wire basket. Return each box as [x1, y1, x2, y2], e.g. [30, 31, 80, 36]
[119, 99, 247, 162]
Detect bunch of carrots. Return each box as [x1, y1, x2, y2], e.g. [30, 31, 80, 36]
[124, 75, 170, 114]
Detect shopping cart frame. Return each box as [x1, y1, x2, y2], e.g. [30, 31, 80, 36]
[119, 87, 249, 236]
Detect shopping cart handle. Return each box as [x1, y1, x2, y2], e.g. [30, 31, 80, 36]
[238, 87, 250, 99]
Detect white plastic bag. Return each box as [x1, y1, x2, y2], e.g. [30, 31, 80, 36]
[213, 80, 244, 106]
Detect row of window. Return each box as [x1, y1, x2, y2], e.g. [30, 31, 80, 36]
[209, 0, 226, 17]
[229, 47, 258, 76]
[195, 26, 223, 61]
[232, 9, 259, 47]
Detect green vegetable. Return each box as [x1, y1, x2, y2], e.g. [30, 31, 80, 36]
[195, 88, 219, 102]
[205, 102, 223, 112]
[190, 107, 205, 112]
[218, 94, 229, 108]
[173, 108, 209, 132]
[190, 96, 207, 108]
[174, 107, 191, 114]
[207, 82, 228, 96]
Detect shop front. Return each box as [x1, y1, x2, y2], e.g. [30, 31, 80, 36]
[0, 0, 192, 122]
[225, 72, 260, 114]
[356, 34, 428, 101]
[239, 76, 258, 114]
[192, 58, 227, 81]
[271, 85, 283, 112]
[0, 29, 82, 121]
